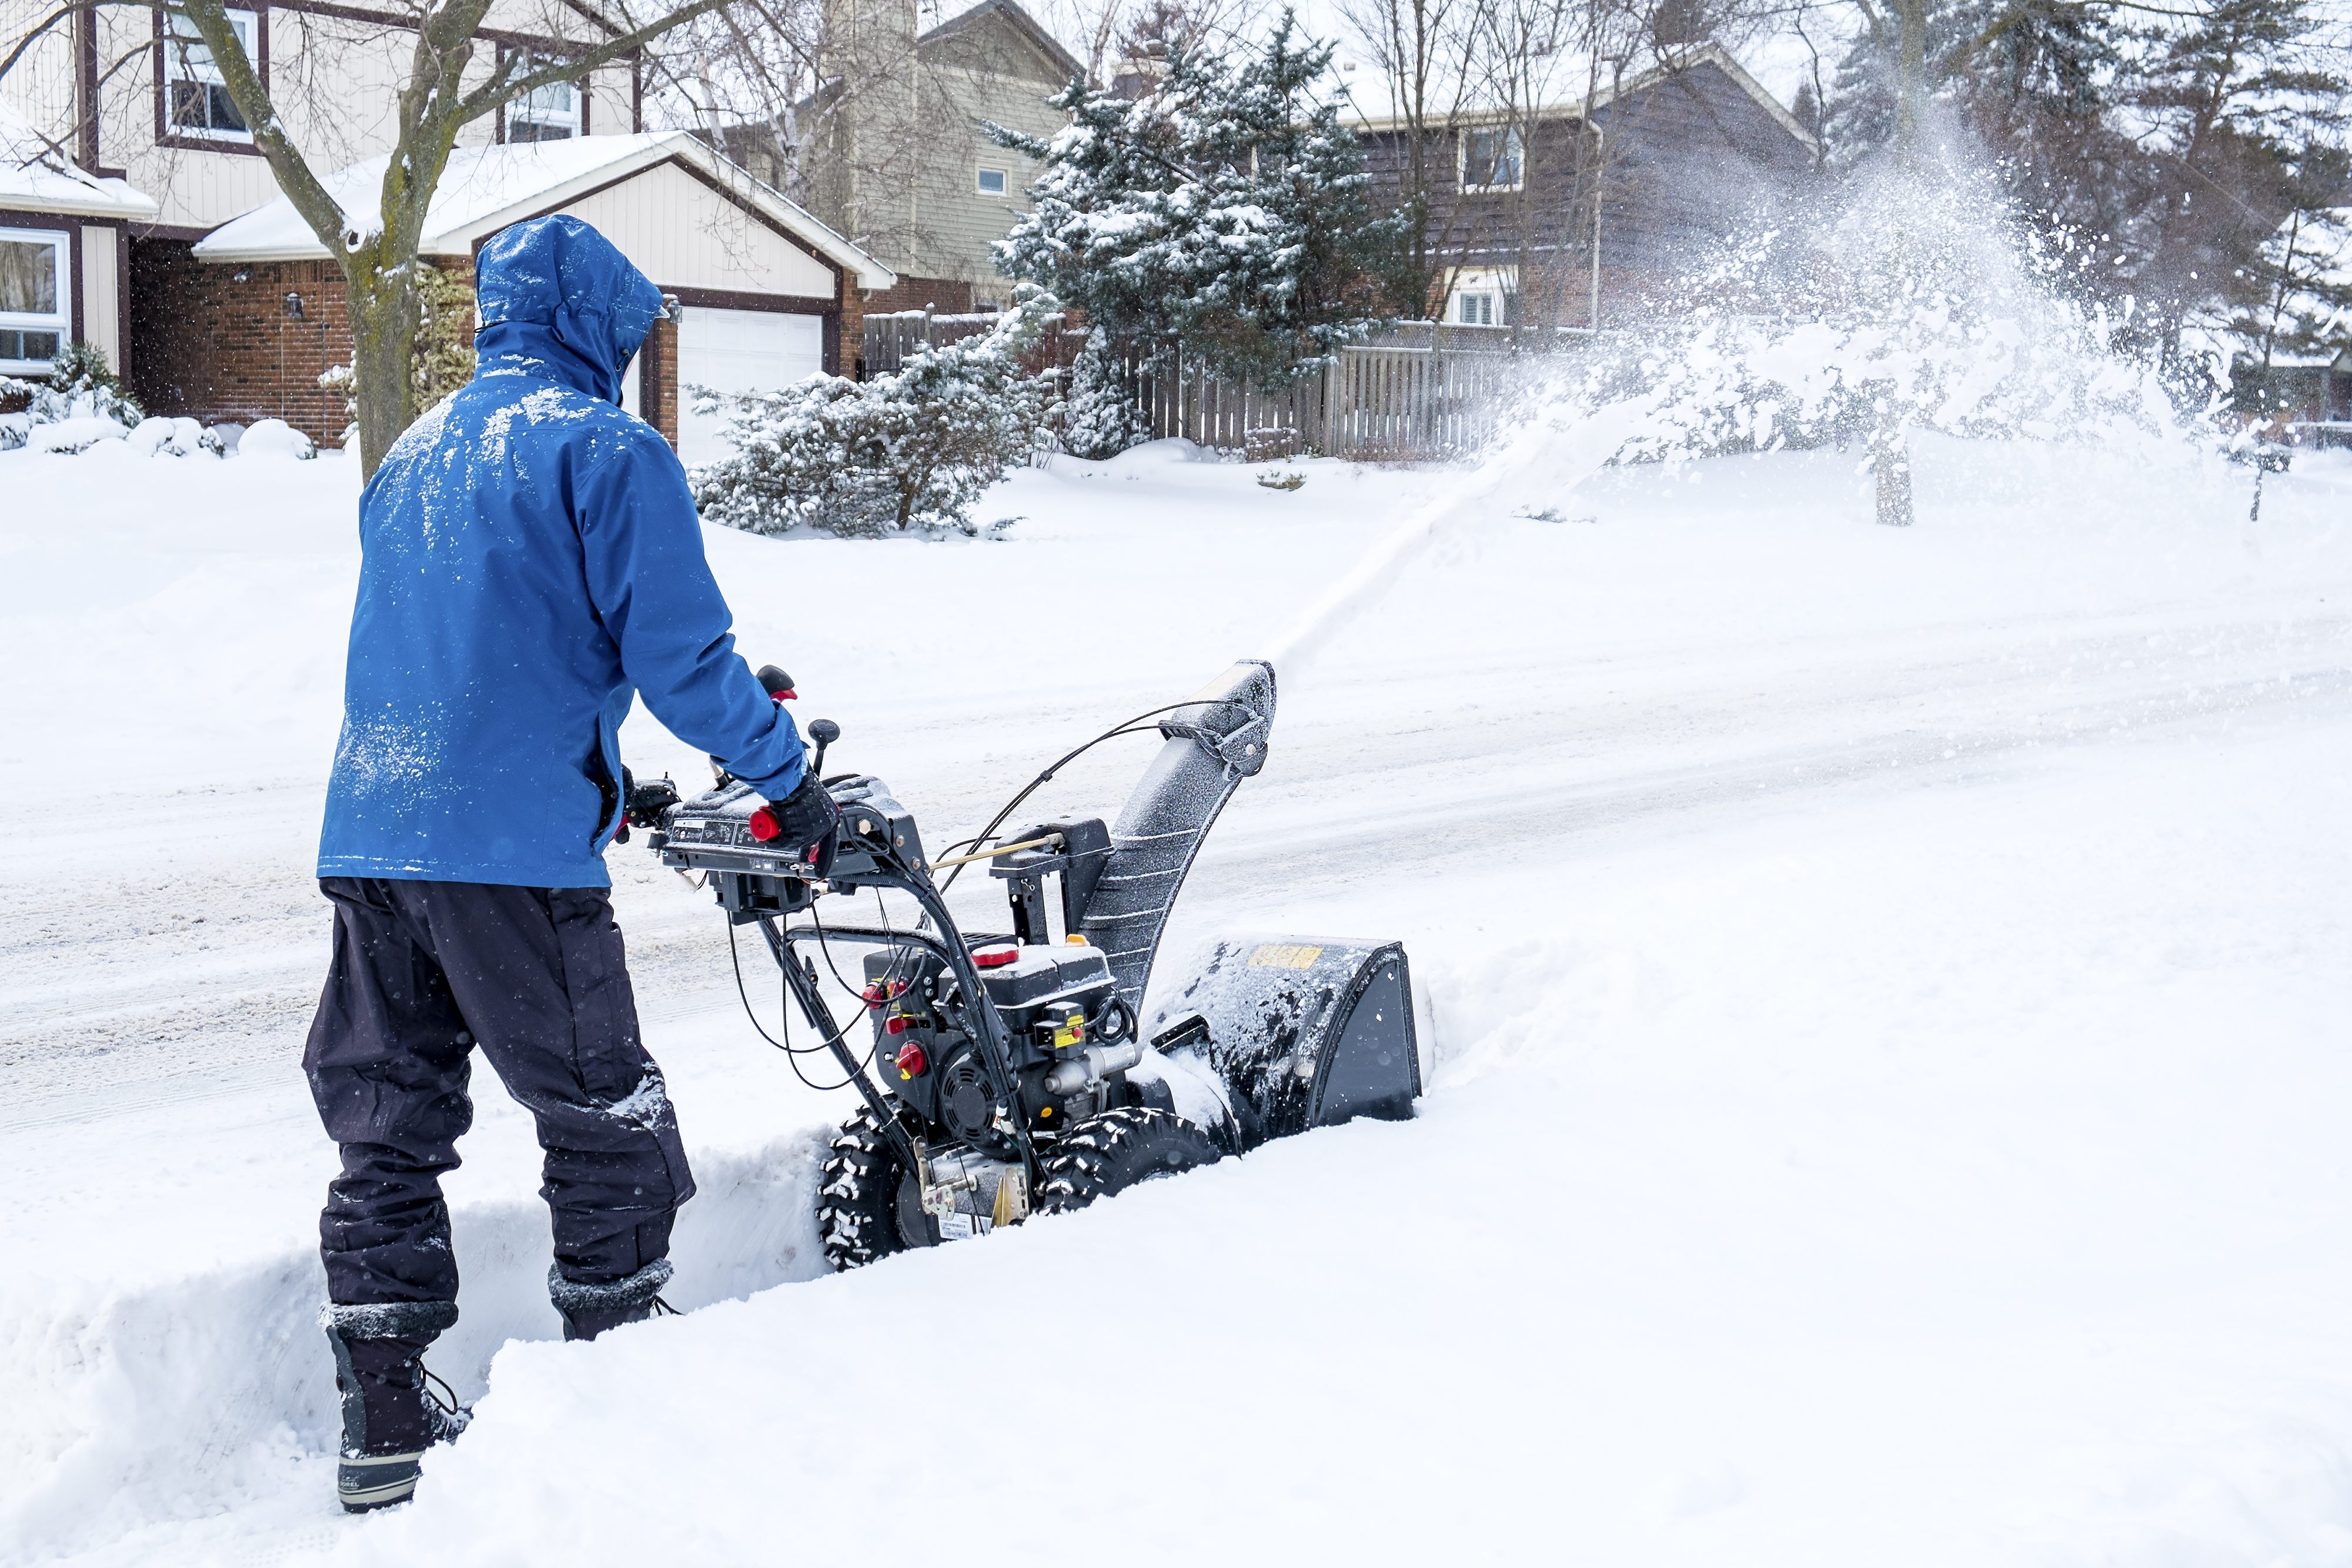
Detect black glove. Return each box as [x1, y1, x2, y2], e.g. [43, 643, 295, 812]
[751, 771, 842, 877]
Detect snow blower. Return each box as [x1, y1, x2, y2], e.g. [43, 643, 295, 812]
[630, 660, 1421, 1268]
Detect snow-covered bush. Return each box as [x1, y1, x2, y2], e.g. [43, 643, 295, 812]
[690, 307, 1054, 537]
[238, 418, 317, 460]
[1060, 328, 1150, 461]
[0, 341, 143, 450]
[127, 417, 223, 458]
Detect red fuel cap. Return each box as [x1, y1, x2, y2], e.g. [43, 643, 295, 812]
[972, 943, 1021, 969]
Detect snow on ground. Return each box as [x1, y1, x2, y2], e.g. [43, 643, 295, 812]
[2, 426, 2348, 1566]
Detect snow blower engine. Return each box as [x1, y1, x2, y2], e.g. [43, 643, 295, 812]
[627, 660, 1421, 1269]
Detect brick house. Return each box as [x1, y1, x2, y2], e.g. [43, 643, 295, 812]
[0, 0, 893, 452]
[1348, 44, 1817, 330]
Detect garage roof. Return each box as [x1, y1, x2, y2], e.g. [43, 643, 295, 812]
[193, 132, 896, 292]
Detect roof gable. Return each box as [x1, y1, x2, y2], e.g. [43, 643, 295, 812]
[192, 132, 896, 289]
[920, 0, 1083, 86]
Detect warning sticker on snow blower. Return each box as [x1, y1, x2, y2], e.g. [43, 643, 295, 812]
[1248, 944, 1324, 970]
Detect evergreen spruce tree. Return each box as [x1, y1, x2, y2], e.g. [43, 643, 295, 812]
[987, 10, 1402, 406]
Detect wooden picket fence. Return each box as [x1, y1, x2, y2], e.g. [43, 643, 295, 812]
[863, 309, 1002, 375]
[864, 307, 1570, 460]
[1125, 337, 1536, 460]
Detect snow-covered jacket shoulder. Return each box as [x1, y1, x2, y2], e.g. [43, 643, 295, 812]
[318, 215, 804, 889]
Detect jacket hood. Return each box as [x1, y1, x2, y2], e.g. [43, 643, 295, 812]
[472, 216, 664, 403]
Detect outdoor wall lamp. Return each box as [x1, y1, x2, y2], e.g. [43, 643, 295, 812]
[285, 293, 305, 319]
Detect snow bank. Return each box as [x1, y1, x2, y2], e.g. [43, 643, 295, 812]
[6, 422, 2352, 1566]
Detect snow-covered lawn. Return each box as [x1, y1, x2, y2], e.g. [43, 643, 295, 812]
[4, 428, 2348, 1565]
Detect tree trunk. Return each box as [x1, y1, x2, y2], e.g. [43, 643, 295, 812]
[349, 266, 423, 478]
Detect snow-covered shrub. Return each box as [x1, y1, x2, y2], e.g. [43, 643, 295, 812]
[1060, 328, 1150, 460]
[127, 416, 220, 458]
[690, 307, 1054, 537]
[239, 418, 317, 460]
[0, 341, 143, 450]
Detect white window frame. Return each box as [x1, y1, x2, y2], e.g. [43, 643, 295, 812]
[505, 57, 582, 142]
[164, 8, 257, 143]
[1459, 125, 1524, 192]
[976, 165, 1008, 196]
[0, 226, 70, 373]
[1445, 265, 1517, 329]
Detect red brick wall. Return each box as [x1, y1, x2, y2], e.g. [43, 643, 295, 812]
[838, 269, 866, 380]
[859, 275, 980, 317]
[644, 315, 679, 446]
[128, 241, 356, 446]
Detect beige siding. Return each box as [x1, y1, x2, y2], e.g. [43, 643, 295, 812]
[910, 61, 1059, 287]
[554, 162, 836, 298]
[80, 223, 119, 363]
[1, 0, 82, 160]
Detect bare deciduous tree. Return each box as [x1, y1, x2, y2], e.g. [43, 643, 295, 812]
[8, 0, 740, 474]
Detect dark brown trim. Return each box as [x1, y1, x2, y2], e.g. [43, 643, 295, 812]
[153, 4, 270, 158]
[666, 286, 836, 315]
[75, 5, 101, 169]
[128, 221, 217, 242]
[270, 0, 617, 53]
[631, 58, 642, 132]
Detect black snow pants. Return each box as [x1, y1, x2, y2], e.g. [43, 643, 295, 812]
[304, 877, 696, 1308]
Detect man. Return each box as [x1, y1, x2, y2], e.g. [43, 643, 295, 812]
[305, 215, 837, 1513]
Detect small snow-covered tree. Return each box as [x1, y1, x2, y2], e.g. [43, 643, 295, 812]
[1060, 327, 1150, 460]
[986, 11, 1401, 396]
[690, 306, 1054, 537]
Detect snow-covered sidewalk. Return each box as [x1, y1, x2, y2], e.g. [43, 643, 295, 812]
[5, 432, 2350, 1565]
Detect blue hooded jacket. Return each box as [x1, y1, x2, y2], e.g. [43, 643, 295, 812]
[318, 215, 805, 888]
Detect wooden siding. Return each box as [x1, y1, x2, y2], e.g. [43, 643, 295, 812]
[549, 161, 836, 298]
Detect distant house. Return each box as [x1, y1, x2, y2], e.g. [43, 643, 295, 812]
[1347, 44, 1816, 330]
[0, 0, 892, 450]
[718, 0, 1079, 319]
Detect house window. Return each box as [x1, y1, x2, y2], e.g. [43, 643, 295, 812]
[0, 228, 69, 371]
[977, 166, 1008, 196]
[505, 62, 580, 142]
[1461, 125, 1523, 191]
[165, 9, 256, 141]
[1446, 266, 1516, 327]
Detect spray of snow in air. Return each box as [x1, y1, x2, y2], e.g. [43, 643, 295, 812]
[1268, 146, 2216, 685]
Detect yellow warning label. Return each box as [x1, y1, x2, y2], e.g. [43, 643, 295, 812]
[1249, 944, 1324, 970]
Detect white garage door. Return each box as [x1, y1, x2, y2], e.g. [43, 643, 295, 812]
[676, 306, 826, 469]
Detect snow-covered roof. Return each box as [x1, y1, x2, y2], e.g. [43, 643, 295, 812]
[193, 132, 896, 290]
[0, 98, 159, 219]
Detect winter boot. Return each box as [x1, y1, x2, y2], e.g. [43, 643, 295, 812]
[323, 1300, 470, 1513]
[549, 1258, 676, 1342]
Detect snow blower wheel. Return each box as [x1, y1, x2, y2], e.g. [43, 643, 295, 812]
[639, 660, 1424, 1274]
[816, 1105, 913, 1271]
[1039, 1106, 1222, 1212]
